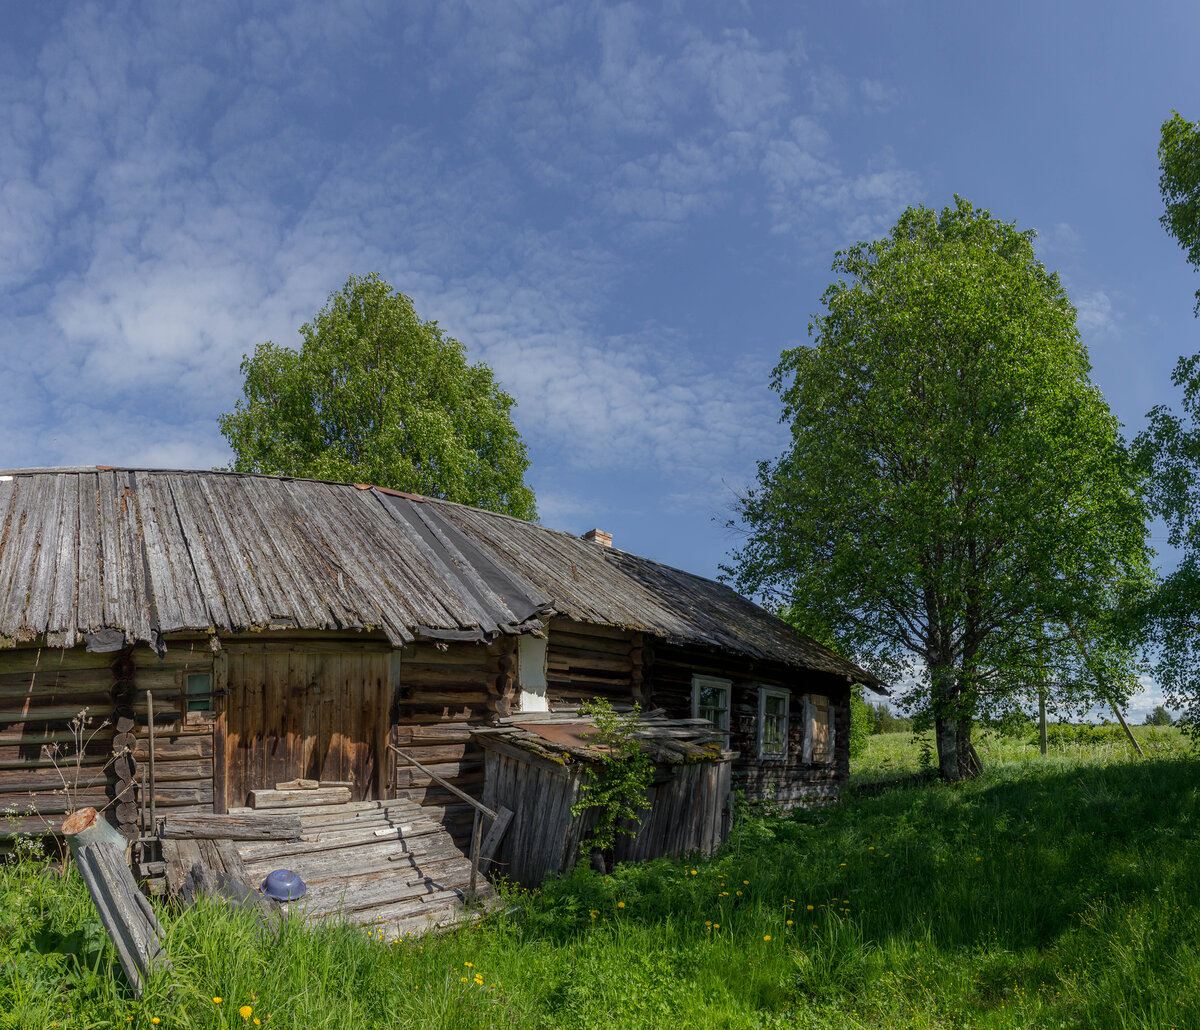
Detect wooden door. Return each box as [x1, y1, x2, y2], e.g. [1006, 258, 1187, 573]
[220, 648, 389, 809]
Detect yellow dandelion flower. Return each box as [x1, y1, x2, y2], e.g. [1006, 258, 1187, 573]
[839, 862, 847, 867]
[617, 901, 625, 908]
[976, 857, 982, 862]
[713, 923, 719, 928]
[736, 890, 743, 896]
[764, 935, 771, 941]
[806, 904, 814, 911]
[214, 997, 223, 1004]
[240, 1006, 253, 1020]
[743, 880, 749, 885]
[461, 977, 468, 982]
[786, 919, 793, 925]
[690, 869, 698, 875]
[464, 962, 473, 968]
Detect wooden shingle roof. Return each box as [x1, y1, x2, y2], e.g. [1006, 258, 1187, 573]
[0, 468, 878, 686]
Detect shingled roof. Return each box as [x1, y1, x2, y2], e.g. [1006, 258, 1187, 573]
[0, 468, 879, 686]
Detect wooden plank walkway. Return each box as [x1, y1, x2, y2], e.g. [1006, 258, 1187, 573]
[159, 797, 495, 939]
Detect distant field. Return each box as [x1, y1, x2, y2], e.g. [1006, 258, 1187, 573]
[5, 737, 1200, 1028]
[851, 724, 1189, 786]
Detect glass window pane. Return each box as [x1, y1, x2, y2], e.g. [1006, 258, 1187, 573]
[760, 691, 788, 758]
[187, 673, 212, 712]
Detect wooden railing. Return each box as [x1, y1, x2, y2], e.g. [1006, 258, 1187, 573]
[388, 744, 511, 902]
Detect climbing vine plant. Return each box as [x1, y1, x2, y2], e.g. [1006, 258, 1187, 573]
[571, 698, 654, 860]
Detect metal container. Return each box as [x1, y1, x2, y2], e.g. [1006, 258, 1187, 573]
[260, 869, 306, 901]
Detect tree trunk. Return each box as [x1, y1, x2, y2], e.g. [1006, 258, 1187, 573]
[931, 665, 980, 781]
[935, 713, 960, 779]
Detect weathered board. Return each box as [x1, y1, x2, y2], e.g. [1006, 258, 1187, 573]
[477, 734, 732, 886]
[222, 647, 388, 808]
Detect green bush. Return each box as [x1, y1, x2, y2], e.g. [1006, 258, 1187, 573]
[1037, 722, 1129, 748]
[867, 703, 912, 735]
[1143, 705, 1174, 727]
[849, 689, 872, 758]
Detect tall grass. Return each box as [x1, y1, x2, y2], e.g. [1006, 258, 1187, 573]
[5, 745, 1200, 1028]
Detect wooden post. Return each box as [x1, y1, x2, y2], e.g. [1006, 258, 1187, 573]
[467, 807, 483, 903]
[1038, 626, 1048, 757]
[213, 649, 228, 814]
[62, 808, 168, 996]
[1064, 619, 1145, 758]
[147, 691, 157, 834]
[1109, 701, 1145, 757]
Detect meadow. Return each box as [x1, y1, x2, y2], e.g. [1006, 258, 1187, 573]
[3, 728, 1199, 1030]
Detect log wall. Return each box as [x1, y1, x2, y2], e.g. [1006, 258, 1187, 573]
[545, 619, 645, 708]
[0, 641, 217, 839]
[390, 638, 515, 844]
[646, 641, 852, 807]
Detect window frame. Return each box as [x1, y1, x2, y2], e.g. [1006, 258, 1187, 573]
[691, 674, 732, 734]
[756, 685, 790, 761]
[182, 669, 216, 725]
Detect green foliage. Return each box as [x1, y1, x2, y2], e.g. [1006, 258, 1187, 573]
[218, 273, 536, 519]
[1138, 114, 1200, 738]
[570, 698, 654, 858]
[848, 687, 872, 759]
[1038, 722, 1128, 748]
[8, 745, 1200, 1028]
[1144, 704, 1174, 726]
[1134, 353, 1200, 735]
[866, 702, 912, 735]
[728, 197, 1153, 779]
[1159, 111, 1200, 314]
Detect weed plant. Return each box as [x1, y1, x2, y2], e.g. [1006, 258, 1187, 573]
[4, 744, 1200, 1028]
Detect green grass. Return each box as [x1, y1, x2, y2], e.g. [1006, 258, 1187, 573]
[851, 724, 1190, 787]
[5, 742, 1200, 1029]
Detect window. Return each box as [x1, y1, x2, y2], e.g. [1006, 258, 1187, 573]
[186, 672, 213, 713]
[757, 687, 790, 760]
[802, 694, 834, 763]
[692, 675, 731, 733]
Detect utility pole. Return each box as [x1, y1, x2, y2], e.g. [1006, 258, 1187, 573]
[1037, 618, 1048, 756]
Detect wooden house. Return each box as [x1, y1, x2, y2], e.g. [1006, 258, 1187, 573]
[0, 468, 883, 871]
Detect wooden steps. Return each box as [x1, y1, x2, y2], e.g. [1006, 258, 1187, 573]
[159, 793, 494, 938]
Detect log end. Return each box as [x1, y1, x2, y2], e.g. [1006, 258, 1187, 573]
[62, 808, 100, 836]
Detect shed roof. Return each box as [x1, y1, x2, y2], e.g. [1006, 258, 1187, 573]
[0, 468, 879, 686]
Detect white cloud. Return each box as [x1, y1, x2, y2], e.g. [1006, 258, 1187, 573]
[0, 1, 914, 532]
[859, 77, 898, 112]
[1074, 288, 1118, 341]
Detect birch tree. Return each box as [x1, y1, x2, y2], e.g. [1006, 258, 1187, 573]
[219, 274, 537, 519]
[729, 198, 1152, 779]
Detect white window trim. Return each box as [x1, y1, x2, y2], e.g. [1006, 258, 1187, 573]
[691, 674, 731, 734]
[757, 686, 790, 761]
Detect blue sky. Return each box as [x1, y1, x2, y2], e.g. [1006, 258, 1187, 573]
[2, 2, 1198, 714]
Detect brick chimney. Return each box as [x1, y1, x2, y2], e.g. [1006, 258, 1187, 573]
[582, 528, 612, 548]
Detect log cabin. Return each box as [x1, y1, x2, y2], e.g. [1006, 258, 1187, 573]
[0, 467, 884, 871]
